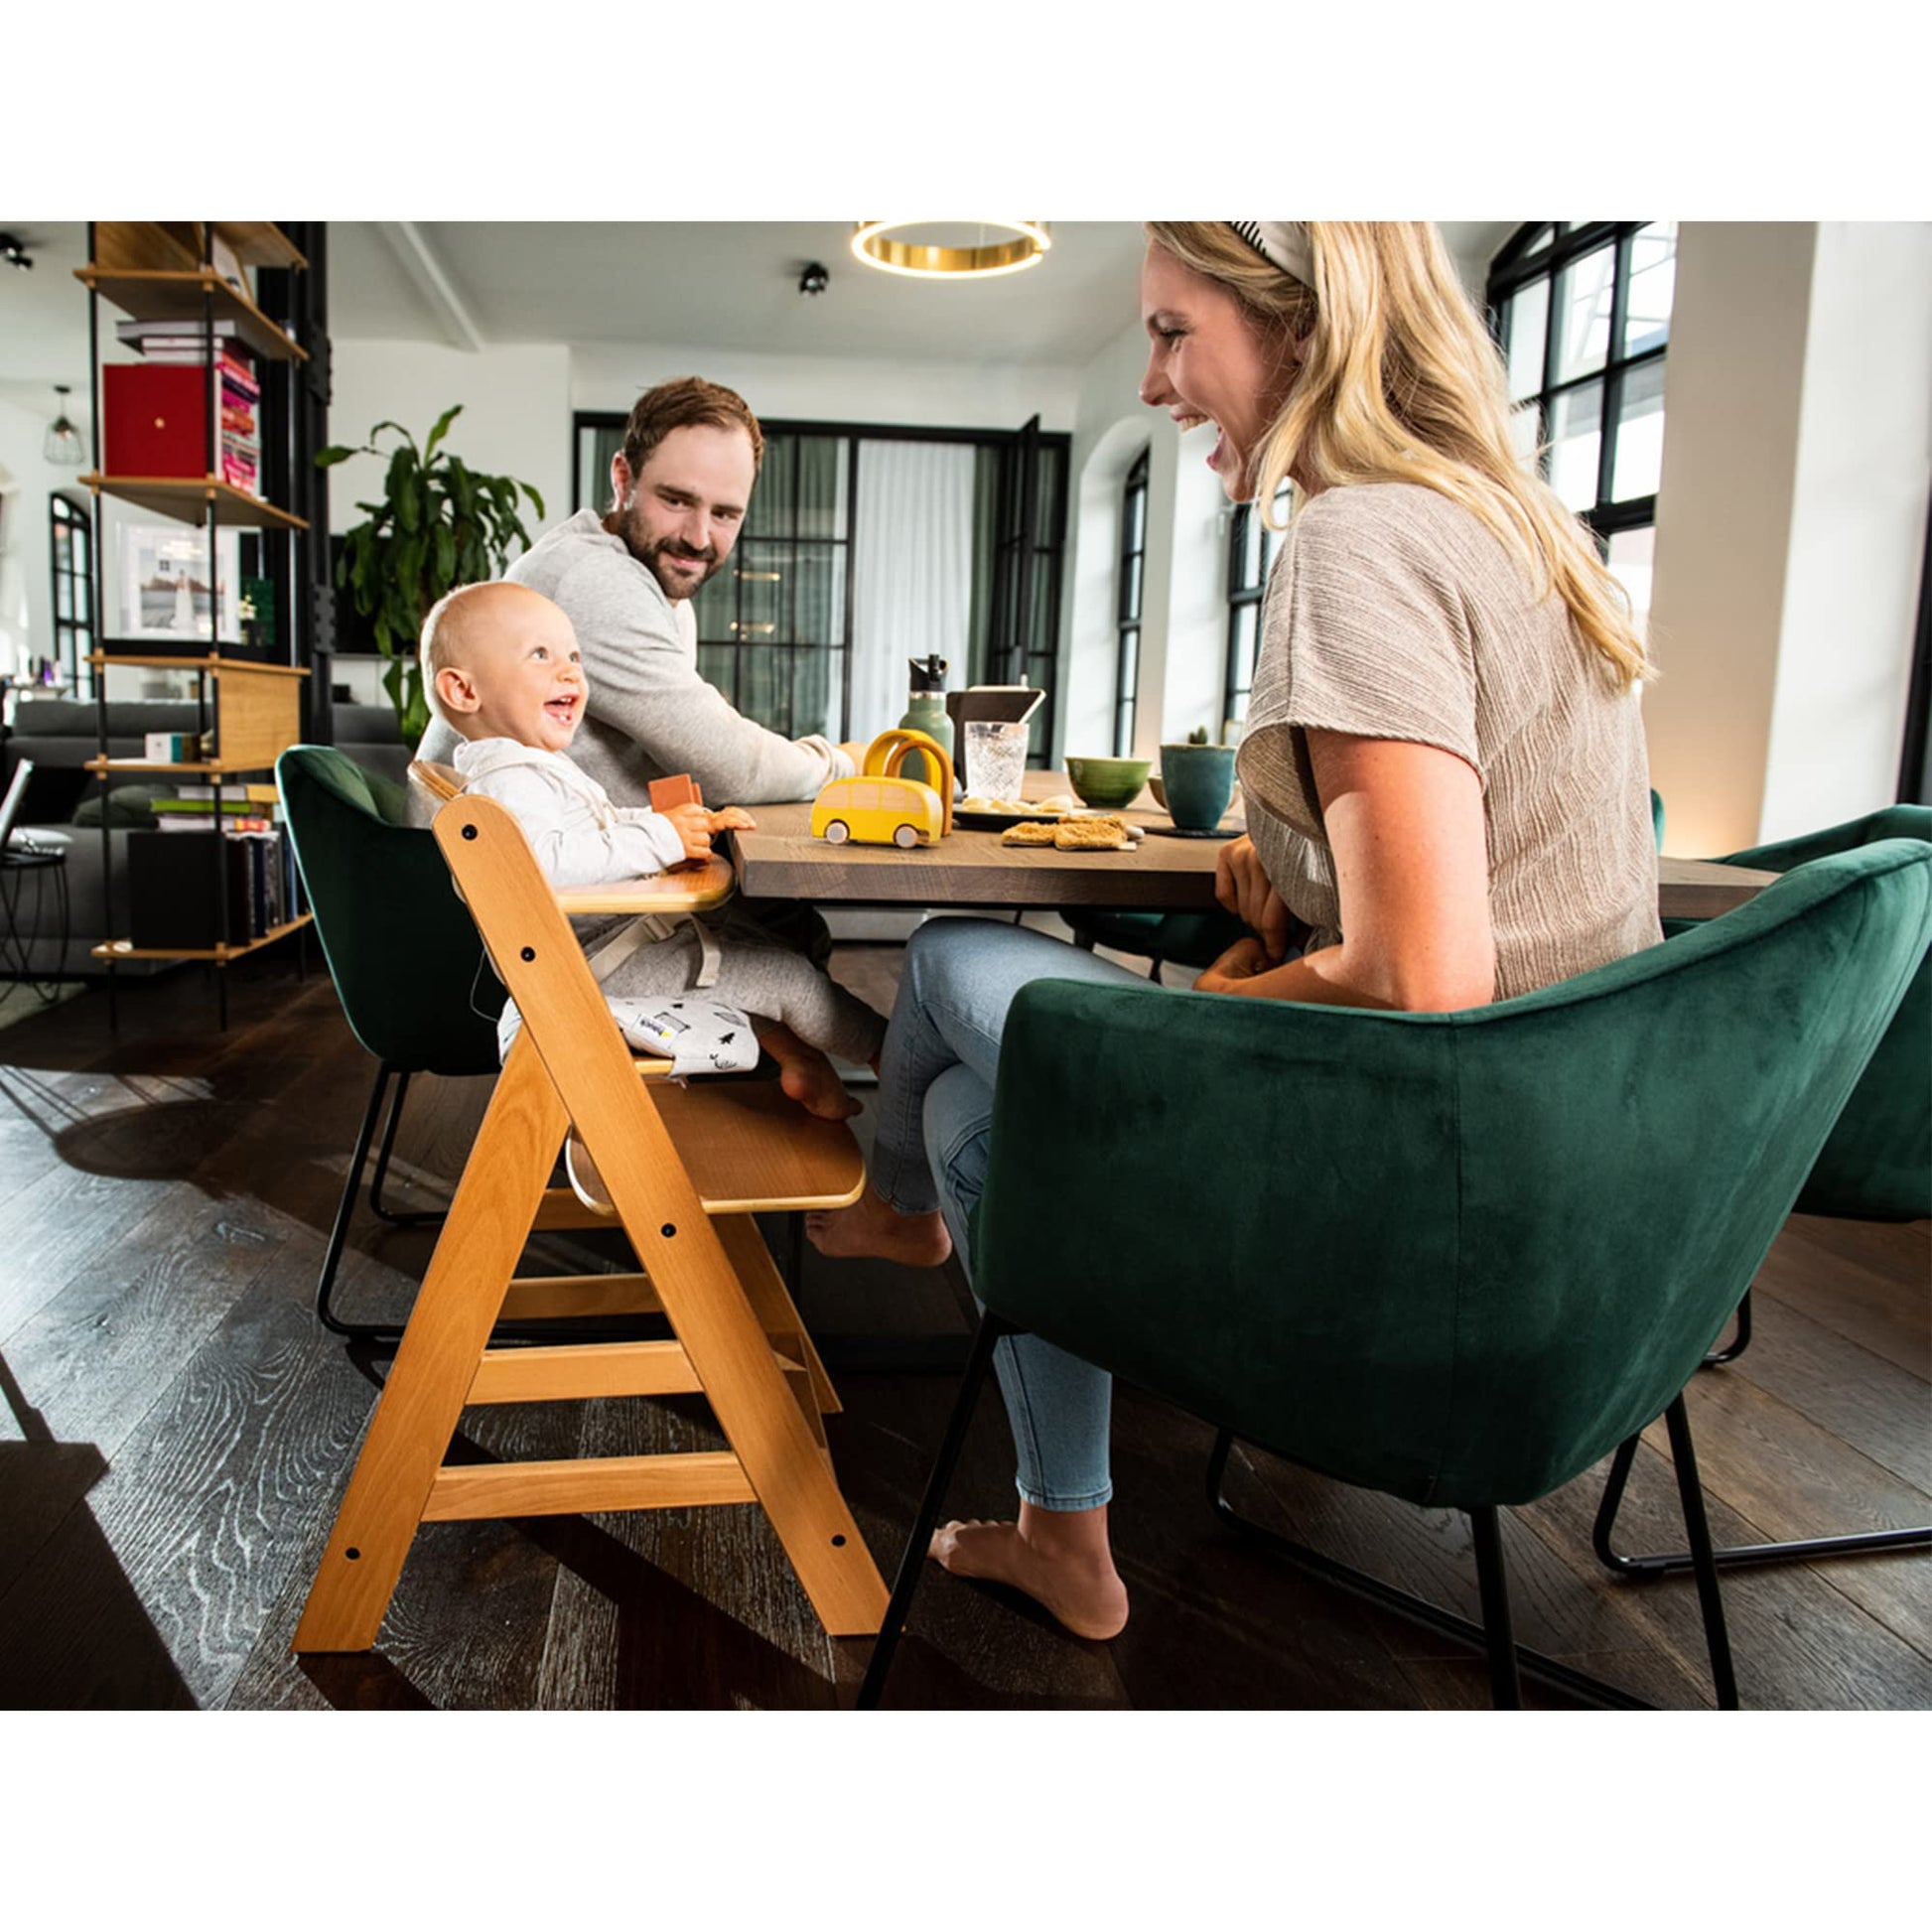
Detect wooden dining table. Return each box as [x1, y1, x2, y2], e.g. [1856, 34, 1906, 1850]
[729, 775, 1780, 922]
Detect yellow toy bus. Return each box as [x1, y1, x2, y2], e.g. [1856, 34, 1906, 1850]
[810, 728, 955, 848]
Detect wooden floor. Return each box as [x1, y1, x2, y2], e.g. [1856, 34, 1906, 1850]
[0, 943, 1926, 1712]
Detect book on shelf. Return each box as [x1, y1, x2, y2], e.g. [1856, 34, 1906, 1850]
[115, 317, 247, 345]
[156, 813, 274, 833]
[127, 824, 289, 948]
[152, 795, 282, 820]
[175, 782, 280, 804]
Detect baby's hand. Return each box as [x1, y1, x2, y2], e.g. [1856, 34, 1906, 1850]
[708, 805, 756, 833]
[662, 801, 720, 865]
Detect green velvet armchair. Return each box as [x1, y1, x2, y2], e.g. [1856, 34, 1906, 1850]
[277, 746, 503, 1340]
[860, 835, 1932, 1709]
[1595, 803, 1932, 1577]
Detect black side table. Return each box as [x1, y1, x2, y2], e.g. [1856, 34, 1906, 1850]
[0, 847, 71, 1003]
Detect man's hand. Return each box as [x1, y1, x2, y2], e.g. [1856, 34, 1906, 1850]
[662, 801, 753, 866]
[1214, 835, 1292, 961]
[1193, 933, 1277, 995]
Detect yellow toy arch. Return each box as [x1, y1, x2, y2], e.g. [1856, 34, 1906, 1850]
[862, 729, 954, 837]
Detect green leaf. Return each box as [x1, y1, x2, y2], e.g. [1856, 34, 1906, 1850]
[373, 614, 393, 658]
[388, 447, 420, 532]
[369, 420, 417, 451]
[521, 482, 546, 519]
[381, 656, 403, 706]
[423, 404, 463, 463]
[434, 524, 457, 586]
[316, 444, 363, 467]
[399, 676, 431, 747]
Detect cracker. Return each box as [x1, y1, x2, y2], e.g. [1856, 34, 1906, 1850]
[1053, 819, 1132, 851]
[1000, 820, 1061, 846]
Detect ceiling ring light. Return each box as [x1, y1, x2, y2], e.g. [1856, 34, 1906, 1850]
[851, 220, 1051, 280]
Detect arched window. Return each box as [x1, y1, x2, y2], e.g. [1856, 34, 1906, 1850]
[49, 491, 93, 692]
[1114, 446, 1149, 756]
[1486, 221, 1675, 630]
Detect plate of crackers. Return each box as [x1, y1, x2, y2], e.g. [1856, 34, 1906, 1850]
[954, 791, 1079, 829]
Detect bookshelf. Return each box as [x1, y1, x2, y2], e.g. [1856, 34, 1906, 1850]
[76, 221, 319, 1027]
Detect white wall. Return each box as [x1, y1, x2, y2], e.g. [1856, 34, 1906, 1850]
[1646, 222, 1932, 854]
[1761, 222, 1932, 841]
[1158, 433, 1235, 752]
[327, 341, 573, 544]
[0, 396, 89, 679]
[1644, 225, 1815, 854]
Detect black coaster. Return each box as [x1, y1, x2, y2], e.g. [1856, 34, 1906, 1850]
[1147, 823, 1241, 839]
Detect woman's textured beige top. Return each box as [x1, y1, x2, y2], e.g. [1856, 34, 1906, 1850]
[1237, 482, 1661, 1000]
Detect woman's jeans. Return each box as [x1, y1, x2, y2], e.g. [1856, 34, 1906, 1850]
[870, 917, 1154, 1513]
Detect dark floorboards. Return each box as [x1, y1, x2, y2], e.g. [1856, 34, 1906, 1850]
[0, 947, 1926, 1711]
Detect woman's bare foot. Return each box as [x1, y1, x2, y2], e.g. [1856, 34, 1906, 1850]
[927, 1503, 1128, 1640]
[806, 1187, 952, 1267]
[756, 1022, 860, 1121]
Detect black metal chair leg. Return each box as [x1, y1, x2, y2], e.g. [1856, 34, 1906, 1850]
[1468, 1507, 1522, 1709]
[1662, 1395, 1739, 1709]
[1592, 1417, 1931, 1577]
[316, 1060, 393, 1336]
[366, 1068, 446, 1228]
[1207, 1429, 1654, 1709]
[1702, 1288, 1752, 1367]
[857, 1311, 1010, 1710]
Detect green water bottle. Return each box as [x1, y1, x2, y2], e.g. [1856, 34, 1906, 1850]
[897, 654, 953, 793]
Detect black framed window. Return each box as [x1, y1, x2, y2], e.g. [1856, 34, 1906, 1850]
[1487, 221, 1675, 628]
[49, 490, 93, 693]
[1114, 446, 1149, 756]
[1224, 479, 1294, 731]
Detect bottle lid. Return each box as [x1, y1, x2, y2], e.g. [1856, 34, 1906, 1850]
[907, 653, 947, 693]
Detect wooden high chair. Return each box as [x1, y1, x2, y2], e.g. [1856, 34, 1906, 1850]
[292, 765, 890, 1649]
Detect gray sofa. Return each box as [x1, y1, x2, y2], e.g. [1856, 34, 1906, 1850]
[4, 696, 409, 977]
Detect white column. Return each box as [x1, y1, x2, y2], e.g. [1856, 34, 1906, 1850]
[1645, 221, 1932, 855]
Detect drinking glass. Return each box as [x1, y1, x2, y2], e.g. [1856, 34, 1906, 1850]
[965, 720, 1029, 803]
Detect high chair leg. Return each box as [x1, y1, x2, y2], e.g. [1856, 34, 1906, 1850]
[293, 1034, 567, 1653]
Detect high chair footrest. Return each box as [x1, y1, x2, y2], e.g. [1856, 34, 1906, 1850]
[569, 1081, 866, 1215]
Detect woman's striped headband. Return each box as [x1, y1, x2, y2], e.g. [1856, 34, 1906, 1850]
[1228, 221, 1314, 288]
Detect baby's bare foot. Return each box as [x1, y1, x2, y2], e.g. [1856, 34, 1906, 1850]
[806, 1188, 952, 1267]
[928, 1518, 1129, 1640]
[756, 1025, 861, 1121]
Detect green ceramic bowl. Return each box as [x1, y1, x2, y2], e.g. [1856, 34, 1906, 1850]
[1063, 755, 1153, 811]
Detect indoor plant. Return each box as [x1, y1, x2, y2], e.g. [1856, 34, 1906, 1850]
[319, 407, 546, 743]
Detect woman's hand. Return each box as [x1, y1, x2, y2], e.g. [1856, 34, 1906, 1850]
[1214, 835, 1292, 961]
[1192, 933, 1277, 995]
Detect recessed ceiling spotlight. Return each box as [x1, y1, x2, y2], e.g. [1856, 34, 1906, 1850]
[799, 261, 830, 296]
[1, 232, 34, 272]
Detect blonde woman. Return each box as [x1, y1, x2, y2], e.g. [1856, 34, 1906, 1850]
[810, 222, 1661, 1640]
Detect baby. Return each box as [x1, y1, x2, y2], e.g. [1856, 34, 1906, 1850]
[420, 580, 887, 1120]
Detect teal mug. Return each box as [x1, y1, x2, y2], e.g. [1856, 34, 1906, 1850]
[1159, 743, 1237, 830]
